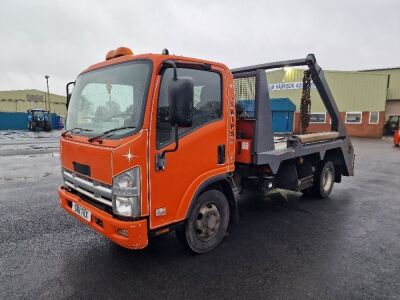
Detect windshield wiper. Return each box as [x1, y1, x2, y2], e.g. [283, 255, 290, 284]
[61, 127, 93, 137]
[88, 126, 135, 143]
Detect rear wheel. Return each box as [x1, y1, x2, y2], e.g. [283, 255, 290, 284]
[176, 189, 230, 254]
[303, 161, 335, 199]
[31, 122, 36, 131]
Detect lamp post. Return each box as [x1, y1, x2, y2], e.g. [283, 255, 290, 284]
[45, 75, 50, 112]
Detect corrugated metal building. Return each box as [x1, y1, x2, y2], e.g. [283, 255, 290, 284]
[361, 68, 400, 119]
[0, 89, 67, 116]
[0, 89, 66, 130]
[235, 68, 392, 138]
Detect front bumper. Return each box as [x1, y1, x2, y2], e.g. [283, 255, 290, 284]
[58, 187, 148, 249]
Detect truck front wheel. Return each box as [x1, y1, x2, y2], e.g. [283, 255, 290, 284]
[304, 160, 335, 199]
[176, 190, 230, 254]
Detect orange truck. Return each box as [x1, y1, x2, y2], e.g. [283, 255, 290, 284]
[59, 47, 355, 253]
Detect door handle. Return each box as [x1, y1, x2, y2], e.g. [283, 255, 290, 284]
[217, 144, 225, 164]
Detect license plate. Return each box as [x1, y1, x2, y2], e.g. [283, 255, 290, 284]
[71, 202, 91, 222]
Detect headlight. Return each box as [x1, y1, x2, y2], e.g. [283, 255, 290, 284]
[114, 196, 140, 217]
[112, 168, 141, 218]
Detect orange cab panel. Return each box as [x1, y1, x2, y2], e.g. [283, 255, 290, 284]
[112, 130, 150, 216]
[61, 139, 113, 185]
[237, 119, 255, 139]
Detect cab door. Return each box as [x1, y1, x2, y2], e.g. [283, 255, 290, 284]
[149, 66, 228, 229]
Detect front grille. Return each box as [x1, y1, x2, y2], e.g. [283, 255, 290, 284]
[67, 188, 113, 215]
[63, 169, 113, 209]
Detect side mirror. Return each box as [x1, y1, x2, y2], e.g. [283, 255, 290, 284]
[168, 77, 194, 127]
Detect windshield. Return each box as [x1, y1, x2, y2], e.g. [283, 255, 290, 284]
[66, 60, 152, 137]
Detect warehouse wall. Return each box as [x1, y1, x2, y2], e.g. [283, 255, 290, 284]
[385, 100, 400, 118]
[234, 69, 389, 137]
[362, 69, 400, 121]
[362, 69, 400, 100]
[0, 112, 63, 130]
[264, 69, 388, 112]
[293, 112, 385, 138]
[0, 89, 66, 130]
[0, 89, 67, 117]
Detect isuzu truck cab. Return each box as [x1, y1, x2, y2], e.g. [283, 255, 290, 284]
[59, 47, 354, 253]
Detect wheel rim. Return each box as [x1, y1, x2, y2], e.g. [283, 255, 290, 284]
[322, 166, 333, 192]
[194, 202, 221, 241]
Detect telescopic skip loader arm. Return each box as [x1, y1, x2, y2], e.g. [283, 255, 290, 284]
[231, 54, 354, 176]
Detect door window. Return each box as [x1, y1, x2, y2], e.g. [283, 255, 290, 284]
[156, 68, 222, 148]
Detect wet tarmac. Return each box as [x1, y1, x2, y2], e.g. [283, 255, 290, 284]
[0, 133, 399, 299]
[0, 130, 60, 157]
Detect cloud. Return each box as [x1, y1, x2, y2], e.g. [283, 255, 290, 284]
[0, 0, 399, 95]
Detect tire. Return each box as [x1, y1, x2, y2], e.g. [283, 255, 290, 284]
[176, 189, 230, 254]
[31, 122, 36, 132]
[304, 161, 335, 199]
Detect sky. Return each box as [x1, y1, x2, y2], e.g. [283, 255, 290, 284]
[0, 0, 399, 95]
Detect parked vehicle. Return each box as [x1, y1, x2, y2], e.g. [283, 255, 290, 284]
[58, 47, 355, 253]
[27, 109, 51, 131]
[383, 115, 400, 136]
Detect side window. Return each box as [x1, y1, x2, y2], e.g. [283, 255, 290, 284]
[345, 112, 362, 124]
[157, 68, 222, 148]
[309, 112, 326, 123]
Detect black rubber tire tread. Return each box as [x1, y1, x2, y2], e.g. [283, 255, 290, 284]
[176, 189, 230, 254]
[307, 160, 335, 199]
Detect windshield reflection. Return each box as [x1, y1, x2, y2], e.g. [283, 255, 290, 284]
[66, 61, 151, 137]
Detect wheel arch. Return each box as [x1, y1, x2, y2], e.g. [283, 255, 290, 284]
[184, 174, 238, 224]
[324, 147, 347, 181]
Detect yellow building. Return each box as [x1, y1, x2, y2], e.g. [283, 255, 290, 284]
[361, 68, 400, 118]
[0, 89, 67, 117]
[234, 67, 399, 137]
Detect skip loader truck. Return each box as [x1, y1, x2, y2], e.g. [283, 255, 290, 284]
[59, 47, 355, 254]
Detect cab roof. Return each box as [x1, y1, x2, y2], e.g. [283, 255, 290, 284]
[80, 52, 228, 75]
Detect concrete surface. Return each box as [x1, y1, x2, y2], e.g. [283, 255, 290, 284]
[0, 133, 399, 299]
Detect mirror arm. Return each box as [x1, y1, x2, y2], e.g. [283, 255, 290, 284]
[156, 125, 179, 171]
[163, 60, 177, 81]
[66, 81, 75, 108]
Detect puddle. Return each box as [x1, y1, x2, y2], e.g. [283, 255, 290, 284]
[0, 130, 62, 141]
